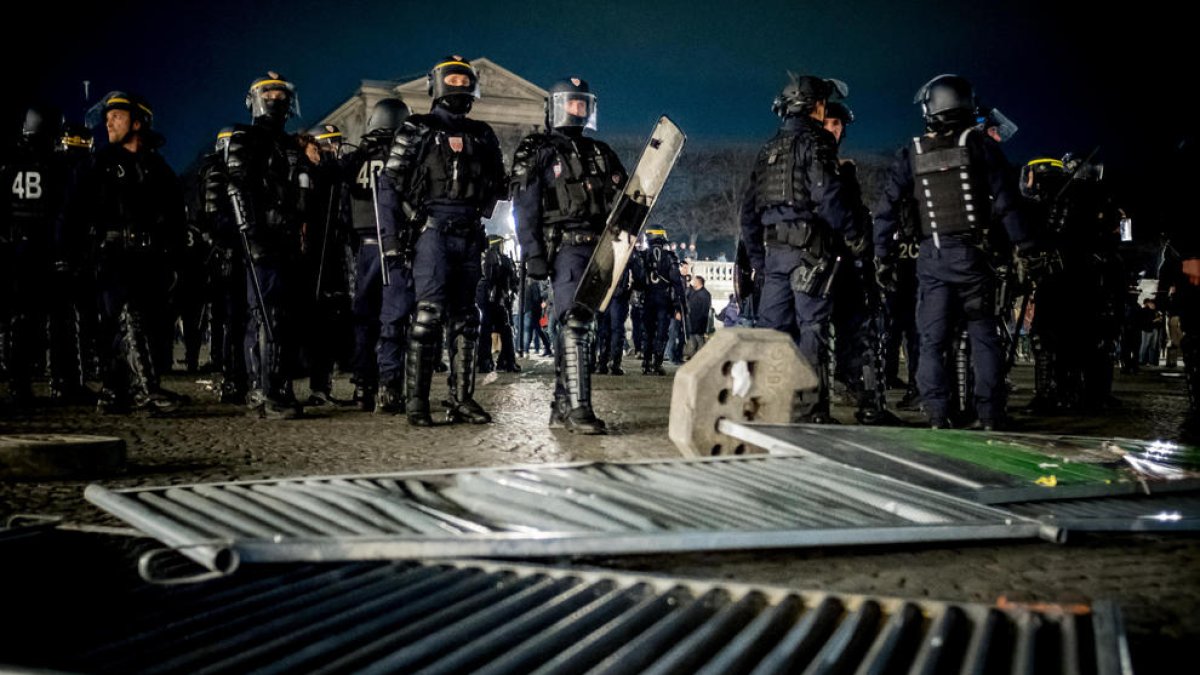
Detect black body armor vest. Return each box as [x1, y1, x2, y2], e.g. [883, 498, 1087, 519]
[540, 134, 621, 229]
[752, 128, 811, 213]
[910, 128, 991, 241]
[348, 136, 391, 232]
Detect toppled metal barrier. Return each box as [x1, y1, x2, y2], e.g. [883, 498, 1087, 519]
[38, 560, 1130, 675]
[1005, 493, 1200, 532]
[718, 421, 1200, 503]
[85, 454, 1055, 573]
[719, 421, 1200, 533]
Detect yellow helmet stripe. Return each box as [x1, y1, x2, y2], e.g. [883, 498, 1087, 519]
[435, 60, 473, 70]
[314, 131, 343, 140]
[216, 131, 233, 139]
[1026, 158, 1064, 168]
[107, 97, 130, 105]
[251, 79, 291, 90]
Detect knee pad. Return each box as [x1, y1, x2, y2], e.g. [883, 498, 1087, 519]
[449, 311, 480, 342]
[410, 302, 443, 344]
[564, 307, 594, 333]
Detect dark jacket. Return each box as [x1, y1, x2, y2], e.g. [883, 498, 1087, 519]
[686, 286, 712, 335]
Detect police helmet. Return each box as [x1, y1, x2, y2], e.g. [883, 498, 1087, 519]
[246, 72, 300, 123]
[23, 105, 61, 141]
[1019, 158, 1068, 202]
[86, 91, 154, 130]
[824, 101, 854, 125]
[772, 72, 848, 118]
[311, 124, 343, 148]
[214, 127, 235, 154]
[546, 77, 597, 131]
[427, 56, 480, 102]
[366, 98, 411, 135]
[645, 227, 669, 243]
[914, 74, 976, 130]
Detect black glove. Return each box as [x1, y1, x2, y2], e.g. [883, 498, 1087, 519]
[844, 234, 869, 259]
[875, 256, 899, 294]
[525, 255, 550, 280]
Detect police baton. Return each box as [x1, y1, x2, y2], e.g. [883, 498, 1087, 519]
[517, 259, 527, 357]
[314, 182, 336, 302]
[227, 186, 274, 344]
[370, 170, 391, 287]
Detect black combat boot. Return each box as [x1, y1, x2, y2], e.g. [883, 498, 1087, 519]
[446, 328, 491, 424]
[376, 379, 405, 414]
[556, 316, 606, 434]
[405, 339, 436, 426]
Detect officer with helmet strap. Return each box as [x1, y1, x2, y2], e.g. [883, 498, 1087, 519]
[345, 98, 413, 413]
[223, 71, 312, 419]
[511, 76, 627, 433]
[377, 56, 507, 426]
[740, 72, 866, 423]
[69, 91, 185, 413]
[873, 74, 1043, 430]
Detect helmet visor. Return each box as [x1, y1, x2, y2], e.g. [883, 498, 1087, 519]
[249, 79, 301, 121]
[431, 61, 481, 100]
[549, 91, 597, 130]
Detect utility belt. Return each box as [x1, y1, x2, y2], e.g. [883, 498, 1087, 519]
[921, 230, 983, 250]
[560, 230, 598, 246]
[764, 220, 814, 249]
[421, 216, 481, 238]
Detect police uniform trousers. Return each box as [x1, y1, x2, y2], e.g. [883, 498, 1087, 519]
[758, 246, 834, 378]
[413, 223, 483, 351]
[915, 240, 1005, 423]
[244, 255, 300, 402]
[597, 294, 630, 366]
[352, 243, 414, 388]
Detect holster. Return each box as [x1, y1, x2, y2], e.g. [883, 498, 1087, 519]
[789, 250, 832, 296]
[545, 224, 563, 268]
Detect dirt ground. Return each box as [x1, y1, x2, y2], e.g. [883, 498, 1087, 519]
[2, 356, 1197, 673]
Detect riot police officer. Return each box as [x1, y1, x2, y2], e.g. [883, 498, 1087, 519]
[224, 72, 312, 419]
[638, 228, 685, 376]
[378, 56, 507, 426]
[51, 121, 97, 400]
[740, 73, 865, 422]
[512, 76, 627, 433]
[476, 234, 519, 373]
[873, 74, 1038, 429]
[200, 128, 249, 403]
[345, 98, 413, 413]
[303, 123, 352, 406]
[1021, 154, 1122, 411]
[70, 92, 185, 413]
[2, 106, 66, 403]
[823, 100, 896, 424]
[596, 263, 635, 375]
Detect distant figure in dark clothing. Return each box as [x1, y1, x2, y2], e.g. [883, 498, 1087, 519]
[684, 276, 712, 359]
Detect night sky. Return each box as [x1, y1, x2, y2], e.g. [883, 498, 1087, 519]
[7, 1, 1186, 225]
